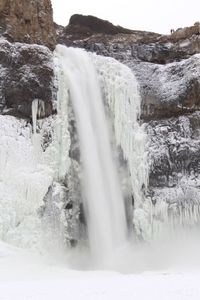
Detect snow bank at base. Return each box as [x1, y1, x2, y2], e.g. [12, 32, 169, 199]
[0, 243, 200, 300]
[1, 272, 200, 300]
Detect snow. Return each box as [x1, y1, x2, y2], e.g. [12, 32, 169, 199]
[123, 52, 200, 131]
[0, 242, 200, 300]
[1, 273, 200, 300]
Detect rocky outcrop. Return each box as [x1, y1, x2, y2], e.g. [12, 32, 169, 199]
[169, 22, 200, 41]
[56, 15, 199, 64]
[145, 112, 200, 229]
[57, 16, 200, 121]
[66, 14, 134, 37]
[0, 39, 55, 118]
[129, 54, 200, 120]
[0, 0, 56, 49]
[147, 112, 200, 189]
[57, 14, 160, 47]
[131, 25, 200, 64]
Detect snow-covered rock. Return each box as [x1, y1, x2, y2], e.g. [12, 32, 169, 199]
[0, 39, 55, 118]
[128, 54, 200, 120]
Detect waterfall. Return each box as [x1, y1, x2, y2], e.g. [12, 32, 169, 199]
[55, 45, 128, 265]
[0, 45, 148, 260]
[93, 55, 149, 240]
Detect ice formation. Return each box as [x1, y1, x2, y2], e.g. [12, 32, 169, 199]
[0, 44, 149, 257]
[0, 116, 53, 249]
[93, 55, 149, 239]
[55, 45, 129, 265]
[53, 54, 71, 180]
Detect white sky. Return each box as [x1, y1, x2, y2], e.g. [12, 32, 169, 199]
[51, 0, 200, 35]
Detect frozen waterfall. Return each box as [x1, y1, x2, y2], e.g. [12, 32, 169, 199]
[55, 45, 148, 264]
[55, 45, 129, 265]
[93, 55, 148, 240]
[0, 44, 148, 262]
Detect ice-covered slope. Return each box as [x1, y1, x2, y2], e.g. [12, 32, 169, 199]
[0, 116, 53, 248]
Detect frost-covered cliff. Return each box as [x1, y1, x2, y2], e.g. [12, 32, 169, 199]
[0, 9, 200, 249]
[56, 15, 200, 238]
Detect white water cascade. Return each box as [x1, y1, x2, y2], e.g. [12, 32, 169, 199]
[55, 45, 129, 265]
[93, 55, 149, 239]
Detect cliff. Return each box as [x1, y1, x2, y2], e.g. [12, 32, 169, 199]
[0, 0, 56, 49]
[56, 15, 200, 225]
[0, 0, 56, 118]
[0, 7, 200, 242]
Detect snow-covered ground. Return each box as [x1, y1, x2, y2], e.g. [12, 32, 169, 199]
[0, 240, 200, 300]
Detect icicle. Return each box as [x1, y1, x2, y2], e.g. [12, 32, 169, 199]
[31, 99, 43, 159]
[53, 54, 71, 180]
[38, 99, 45, 118]
[0, 116, 52, 249]
[32, 99, 38, 135]
[92, 55, 149, 240]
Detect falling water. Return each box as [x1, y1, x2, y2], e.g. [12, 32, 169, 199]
[55, 45, 128, 265]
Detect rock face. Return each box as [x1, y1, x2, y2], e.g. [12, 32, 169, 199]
[0, 0, 56, 49]
[147, 112, 200, 189]
[0, 6, 200, 239]
[130, 54, 200, 120]
[57, 15, 200, 121]
[131, 24, 200, 64]
[56, 15, 200, 63]
[0, 39, 55, 118]
[57, 14, 160, 52]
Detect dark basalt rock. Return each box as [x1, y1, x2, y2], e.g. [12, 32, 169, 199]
[68, 14, 134, 36]
[0, 40, 55, 118]
[56, 14, 160, 46]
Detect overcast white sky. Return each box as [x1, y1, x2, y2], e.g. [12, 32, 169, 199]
[51, 0, 200, 34]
